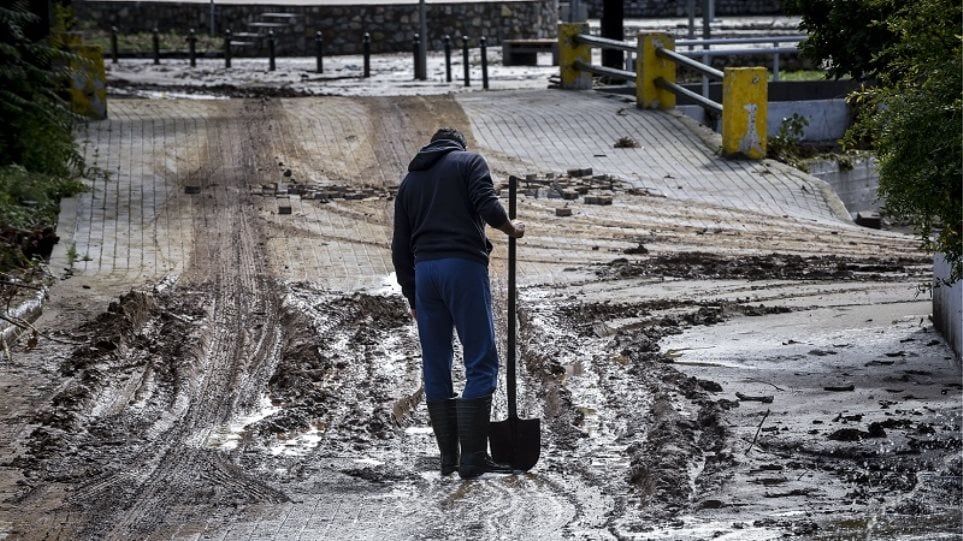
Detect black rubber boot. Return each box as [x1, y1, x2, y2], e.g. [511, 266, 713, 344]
[456, 395, 514, 479]
[426, 398, 459, 476]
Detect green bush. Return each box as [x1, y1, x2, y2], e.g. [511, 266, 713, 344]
[0, 3, 84, 176]
[81, 28, 224, 55]
[0, 3, 90, 271]
[767, 113, 809, 169]
[0, 165, 84, 231]
[788, 0, 963, 283]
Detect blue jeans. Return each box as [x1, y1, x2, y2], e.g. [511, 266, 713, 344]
[415, 258, 499, 401]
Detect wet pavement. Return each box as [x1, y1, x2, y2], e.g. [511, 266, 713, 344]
[0, 46, 959, 541]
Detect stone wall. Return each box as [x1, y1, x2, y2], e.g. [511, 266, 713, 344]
[579, 0, 783, 18]
[74, 1, 558, 56]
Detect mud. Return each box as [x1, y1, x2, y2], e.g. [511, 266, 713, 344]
[252, 288, 414, 443]
[4, 251, 960, 540]
[108, 79, 320, 98]
[599, 252, 931, 282]
[0, 93, 958, 540]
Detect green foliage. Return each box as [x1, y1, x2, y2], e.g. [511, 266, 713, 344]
[784, 0, 899, 81]
[0, 164, 85, 271]
[0, 2, 84, 176]
[767, 113, 810, 169]
[769, 70, 837, 82]
[0, 3, 90, 272]
[0, 165, 85, 231]
[81, 28, 223, 55]
[65, 242, 77, 267]
[791, 0, 963, 283]
[845, 0, 962, 282]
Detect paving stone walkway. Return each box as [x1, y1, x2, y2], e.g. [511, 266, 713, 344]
[58, 90, 910, 294]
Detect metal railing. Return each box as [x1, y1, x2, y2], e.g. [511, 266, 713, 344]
[654, 46, 724, 113]
[558, 25, 770, 159]
[571, 34, 635, 81]
[677, 35, 806, 81]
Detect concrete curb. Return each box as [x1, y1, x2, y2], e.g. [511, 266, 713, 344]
[48, 195, 80, 274]
[0, 287, 47, 360]
[0, 193, 83, 360]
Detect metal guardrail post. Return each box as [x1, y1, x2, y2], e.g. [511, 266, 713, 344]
[480, 36, 489, 89]
[637, 33, 675, 109]
[721, 67, 767, 159]
[363, 33, 371, 78]
[187, 28, 196, 68]
[462, 35, 470, 87]
[444, 35, 452, 82]
[152, 28, 160, 65]
[224, 29, 231, 69]
[268, 30, 276, 71]
[702, 0, 711, 98]
[110, 26, 118, 64]
[316, 31, 324, 73]
[558, 22, 591, 90]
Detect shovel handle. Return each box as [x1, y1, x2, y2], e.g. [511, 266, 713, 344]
[507, 176, 518, 418]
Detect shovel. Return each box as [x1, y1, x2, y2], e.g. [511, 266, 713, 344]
[489, 175, 541, 472]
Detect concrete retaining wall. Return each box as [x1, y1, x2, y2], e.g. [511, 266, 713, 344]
[934, 254, 962, 363]
[678, 98, 851, 143]
[0, 288, 46, 362]
[805, 156, 880, 216]
[74, 0, 558, 55]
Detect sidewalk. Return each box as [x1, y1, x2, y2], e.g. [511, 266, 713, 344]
[59, 92, 916, 286]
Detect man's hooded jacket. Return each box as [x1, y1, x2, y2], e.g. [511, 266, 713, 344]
[391, 138, 508, 307]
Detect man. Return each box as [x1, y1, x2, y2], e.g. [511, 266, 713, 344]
[391, 128, 525, 479]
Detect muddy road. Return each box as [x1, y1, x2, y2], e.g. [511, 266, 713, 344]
[0, 96, 959, 540]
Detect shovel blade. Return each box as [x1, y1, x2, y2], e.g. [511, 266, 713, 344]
[489, 416, 541, 472]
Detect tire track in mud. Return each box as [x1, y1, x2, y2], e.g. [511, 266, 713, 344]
[84, 101, 291, 539]
[8, 100, 295, 540]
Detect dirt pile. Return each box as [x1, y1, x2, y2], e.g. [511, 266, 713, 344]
[16, 288, 204, 480]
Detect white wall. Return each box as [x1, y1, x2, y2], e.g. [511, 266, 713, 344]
[933, 253, 962, 363]
[678, 98, 851, 142]
[806, 156, 880, 216]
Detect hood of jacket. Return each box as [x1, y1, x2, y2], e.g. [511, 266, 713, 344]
[407, 138, 466, 172]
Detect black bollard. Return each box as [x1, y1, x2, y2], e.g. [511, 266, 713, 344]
[187, 28, 196, 68]
[462, 35, 470, 87]
[443, 35, 452, 83]
[480, 36, 489, 90]
[152, 27, 160, 65]
[363, 32, 371, 78]
[110, 26, 118, 64]
[224, 29, 231, 69]
[315, 31, 324, 73]
[412, 33, 420, 80]
[268, 30, 276, 71]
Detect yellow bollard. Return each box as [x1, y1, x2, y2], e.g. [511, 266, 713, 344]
[558, 22, 591, 90]
[721, 67, 767, 159]
[68, 44, 108, 120]
[636, 32, 675, 109]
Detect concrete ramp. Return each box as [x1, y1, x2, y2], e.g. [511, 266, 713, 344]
[460, 89, 850, 225]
